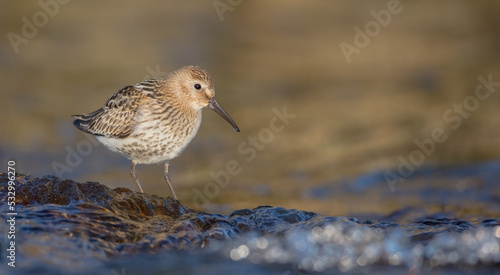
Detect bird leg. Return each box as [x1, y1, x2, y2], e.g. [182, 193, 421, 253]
[164, 162, 178, 200]
[130, 161, 144, 193]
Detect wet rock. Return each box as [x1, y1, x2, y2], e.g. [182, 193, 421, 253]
[1, 174, 500, 274]
[481, 218, 500, 227]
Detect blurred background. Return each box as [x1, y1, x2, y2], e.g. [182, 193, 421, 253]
[1, 1, 500, 218]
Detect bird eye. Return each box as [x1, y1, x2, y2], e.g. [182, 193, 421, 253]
[194, 84, 202, 90]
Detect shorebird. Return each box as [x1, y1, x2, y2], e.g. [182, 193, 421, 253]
[72, 66, 240, 199]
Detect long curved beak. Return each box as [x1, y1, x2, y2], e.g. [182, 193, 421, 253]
[208, 98, 240, 132]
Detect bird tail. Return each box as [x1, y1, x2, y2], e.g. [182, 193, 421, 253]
[72, 108, 102, 134]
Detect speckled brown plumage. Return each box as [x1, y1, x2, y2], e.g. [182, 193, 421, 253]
[72, 66, 240, 199]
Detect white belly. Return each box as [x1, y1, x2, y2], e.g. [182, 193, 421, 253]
[95, 115, 202, 164]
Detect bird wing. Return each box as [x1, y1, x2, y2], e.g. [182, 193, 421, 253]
[73, 82, 158, 138]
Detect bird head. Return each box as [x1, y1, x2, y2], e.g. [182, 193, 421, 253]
[170, 66, 240, 132]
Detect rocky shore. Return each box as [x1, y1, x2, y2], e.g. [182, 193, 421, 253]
[1, 174, 499, 274]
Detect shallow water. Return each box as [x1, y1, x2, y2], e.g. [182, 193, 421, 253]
[1, 173, 499, 274]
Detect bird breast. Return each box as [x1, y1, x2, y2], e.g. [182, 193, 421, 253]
[98, 103, 203, 164]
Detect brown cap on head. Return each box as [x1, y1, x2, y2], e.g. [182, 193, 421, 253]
[186, 66, 215, 91]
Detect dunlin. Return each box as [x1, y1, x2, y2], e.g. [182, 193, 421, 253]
[73, 66, 240, 199]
